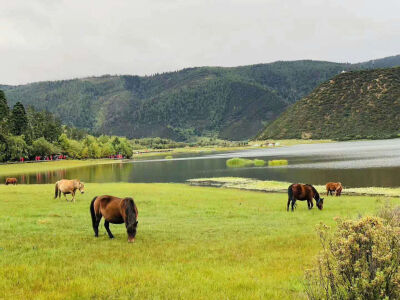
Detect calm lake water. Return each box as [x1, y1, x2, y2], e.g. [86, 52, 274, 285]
[4, 139, 400, 187]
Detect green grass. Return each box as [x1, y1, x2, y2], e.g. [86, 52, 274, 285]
[164, 155, 173, 159]
[268, 159, 288, 166]
[0, 159, 121, 177]
[0, 183, 397, 299]
[226, 158, 266, 168]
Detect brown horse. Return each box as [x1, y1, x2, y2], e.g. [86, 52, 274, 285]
[287, 183, 324, 211]
[90, 195, 138, 243]
[5, 178, 17, 185]
[326, 182, 343, 196]
[54, 179, 85, 202]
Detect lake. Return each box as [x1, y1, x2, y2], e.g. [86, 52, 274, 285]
[4, 139, 400, 187]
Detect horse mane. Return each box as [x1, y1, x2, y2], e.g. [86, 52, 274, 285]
[124, 198, 137, 225]
[306, 184, 320, 199]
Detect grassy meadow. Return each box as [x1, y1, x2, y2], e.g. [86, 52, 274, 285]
[0, 159, 122, 177]
[0, 182, 397, 299]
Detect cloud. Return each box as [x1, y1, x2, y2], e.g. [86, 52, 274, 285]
[0, 0, 399, 84]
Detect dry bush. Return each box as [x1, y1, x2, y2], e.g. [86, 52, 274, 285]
[305, 212, 400, 299]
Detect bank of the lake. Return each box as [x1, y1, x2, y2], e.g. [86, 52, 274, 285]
[188, 177, 400, 198]
[0, 159, 122, 177]
[0, 183, 396, 299]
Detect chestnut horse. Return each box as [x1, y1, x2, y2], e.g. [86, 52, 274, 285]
[90, 195, 138, 243]
[54, 179, 85, 202]
[5, 177, 17, 185]
[287, 183, 324, 211]
[326, 182, 343, 196]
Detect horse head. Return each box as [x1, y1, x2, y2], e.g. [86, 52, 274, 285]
[316, 197, 324, 210]
[78, 181, 85, 194]
[127, 220, 138, 243]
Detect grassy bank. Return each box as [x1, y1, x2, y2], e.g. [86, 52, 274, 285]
[188, 177, 400, 198]
[249, 139, 332, 147]
[132, 139, 334, 160]
[0, 159, 122, 177]
[0, 183, 397, 299]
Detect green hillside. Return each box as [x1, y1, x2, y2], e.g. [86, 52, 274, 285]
[4, 55, 400, 141]
[258, 67, 400, 140]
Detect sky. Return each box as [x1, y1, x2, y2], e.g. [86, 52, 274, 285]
[1, 0, 399, 85]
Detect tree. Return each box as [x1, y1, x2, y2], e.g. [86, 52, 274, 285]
[10, 102, 28, 136]
[5, 135, 29, 160]
[0, 90, 9, 121]
[32, 137, 60, 157]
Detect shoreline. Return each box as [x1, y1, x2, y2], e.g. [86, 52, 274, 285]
[187, 177, 400, 198]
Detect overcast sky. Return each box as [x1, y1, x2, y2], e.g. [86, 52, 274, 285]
[1, 0, 399, 85]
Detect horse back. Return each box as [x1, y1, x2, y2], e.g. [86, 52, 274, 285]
[57, 179, 79, 191]
[291, 183, 310, 200]
[95, 195, 125, 223]
[5, 177, 17, 184]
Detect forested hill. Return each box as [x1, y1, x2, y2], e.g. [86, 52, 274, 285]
[3, 55, 400, 141]
[258, 67, 400, 140]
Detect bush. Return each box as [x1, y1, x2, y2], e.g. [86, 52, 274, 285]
[253, 159, 266, 166]
[305, 215, 400, 300]
[226, 158, 254, 168]
[226, 158, 266, 168]
[268, 159, 288, 166]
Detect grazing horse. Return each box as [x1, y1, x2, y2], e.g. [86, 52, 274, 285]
[54, 179, 85, 202]
[5, 178, 17, 185]
[287, 183, 324, 211]
[90, 195, 138, 243]
[326, 182, 343, 196]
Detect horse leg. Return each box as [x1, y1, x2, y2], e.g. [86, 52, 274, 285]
[93, 214, 102, 237]
[63, 193, 69, 201]
[72, 190, 76, 203]
[308, 197, 314, 209]
[291, 199, 296, 211]
[104, 221, 114, 239]
[287, 197, 291, 211]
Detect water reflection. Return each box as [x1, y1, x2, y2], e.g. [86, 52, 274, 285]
[3, 139, 400, 188]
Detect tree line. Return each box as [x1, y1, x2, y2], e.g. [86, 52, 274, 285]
[0, 90, 145, 162]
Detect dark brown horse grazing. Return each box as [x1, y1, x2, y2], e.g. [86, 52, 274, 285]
[326, 182, 343, 196]
[5, 177, 17, 185]
[287, 183, 324, 211]
[90, 195, 138, 243]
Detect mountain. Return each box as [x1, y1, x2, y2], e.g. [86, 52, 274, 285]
[3, 55, 400, 141]
[258, 67, 400, 140]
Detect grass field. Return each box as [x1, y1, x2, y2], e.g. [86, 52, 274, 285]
[0, 159, 122, 177]
[0, 183, 396, 299]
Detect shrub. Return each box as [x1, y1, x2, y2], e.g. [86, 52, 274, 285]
[268, 159, 288, 166]
[305, 216, 400, 300]
[253, 159, 266, 166]
[226, 158, 265, 168]
[226, 158, 254, 168]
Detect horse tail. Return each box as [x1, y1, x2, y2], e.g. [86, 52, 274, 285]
[90, 196, 98, 229]
[54, 181, 59, 199]
[288, 184, 294, 200]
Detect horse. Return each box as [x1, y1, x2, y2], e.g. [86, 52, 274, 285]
[54, 179, 85, 202]
[326, 182, 343, 196]
[287, 183, 324, 211]
[5, 178, 17, 185]
[90, 195, 138, 243]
